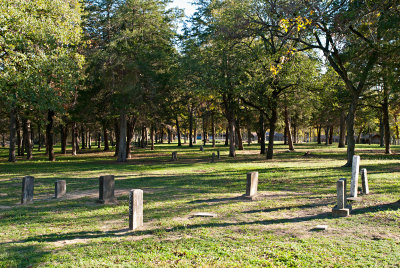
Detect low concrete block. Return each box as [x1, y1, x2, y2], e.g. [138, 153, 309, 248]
[55, 180, 66, 198]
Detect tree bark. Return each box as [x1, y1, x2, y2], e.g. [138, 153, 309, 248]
[325, 126, 329, 145]
[193, 119, 197, 144]
[98, 133, 101, 148]
[60, 124, 67, 154]
[126, 117, 136, 158]
[259, 112, 265, 154]
[150, 125, 154, 150]
[266, 94, 278, 160]
[114, 119, 120, 156]
[8, 106, 17, 162]
[379, 116, 384, 147]
[189, 106, 193, 147]
[383, 90, 391, 154]
[167, 128, 172, 144]
[317, 125, 321, 144]
[117, 111, 127, 162]
[338, 111, 346, 148]
[345, 96, 358, 166]
[24, 118, 33, 159]
[176, 116, 181, 147]
[47, 110, 55, 161]
[38, 122, 42, 151]
[103, 126, 109, 151]
[228, 117, 236, 157]
[21, 117, 27, 156]
[17, 116, 22, 156]
[202, 116, 207, 146]
[235, 119, 243, 150]
[284, 105, 294, 151]
[72, 123, 77, 156]
[247, 124, 251, 146]
[329, 125, 333, 144]
[225, 126, 229, 146]
[212, 113, 216, 147]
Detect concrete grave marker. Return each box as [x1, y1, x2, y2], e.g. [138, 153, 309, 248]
[21, 176, 34, 204]
[98, 175, 117, 204]
[200, 145, 204, 151]
[192, 212, 217, 218]
[361, 168, 369, 195]
[55, 180, 66, 198]
[211, 153, 216, 163]
[172, 152, 178, 161]
[350, 155, 360, 198]
[245, 172, 259, 198]
[129, 189, 143, 230]
[332, 178, 351, 217]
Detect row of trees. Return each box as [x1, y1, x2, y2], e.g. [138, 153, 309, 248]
[0, 0, 399, 165]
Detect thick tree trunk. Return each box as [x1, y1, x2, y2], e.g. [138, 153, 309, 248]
[88, 132, 92, 149]
[283, 125, 287, 145]
[38, 122, 42, 151]
[60, 124, 68, 155]
[176, 116, 181, 147]
[325, 126, 329, 145]
[338, 111, 346, 148]
[317, 125, 321, 144]
[225, 126, 229, 146]
[8, 107, 17, 162]
[103, 126, 109, 151]
[345, 96, 358, 167]
[47, 110, 55, 161]
[235, 120, 243, 150]
[228, 117, 236, 157]
[212, 114, 216, 148]
[72, 123, 77, 155]
[114, 119, 120, 156]
[167, 128, 172, 144]
[98, 133, 101, 148]
[379, 116, 384, 147]
[17, 116, 22, 156]
[284, 105, 294, 151]
[266, 95, 278, 160]
[383, 92, 391, 154]
[126, 117, 136, 158]
[150, 125, 155, 150]
[329, 126, 333, 144]
[259, 112, 265, 154]
[141, 126, 146, 148]
[24, 119, 32, 159]
[117, 111, 127, 162]
[189, 106, 193, 147]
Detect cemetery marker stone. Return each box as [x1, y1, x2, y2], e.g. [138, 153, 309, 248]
[98, 175, 117, 204]
[361, 168, 369, 195]
[129, 189, 143, 230]
[350, 155, 360, 198]
[21, 176, 34, 204]
[200, 145, 204, 151]
[332, 178, 351, 217]
[245, 172, 259, 198]
[55, 180, 66, 198]
[172, 152, 177, 161]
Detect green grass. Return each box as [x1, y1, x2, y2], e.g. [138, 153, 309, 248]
[1, 142, 400, 267]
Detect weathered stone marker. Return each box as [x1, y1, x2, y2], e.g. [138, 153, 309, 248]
[217, 150, 220, 159]
[98, 175, 117, 204]
[172, 152, 177, 161]
[200, 145, 204, 151]
[55, 180, 66, 198]
[350, 155, 360, 198]
[245, 172, 259, 198]
[21, 176, 34, 204]
[361, 168, 369, 195]
[211, 153, 216, 163]
[129, 189, 143, 230]
[332, 178, 351, 217]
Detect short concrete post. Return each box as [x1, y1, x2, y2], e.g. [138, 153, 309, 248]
[350, 155, 360, 197]
[217, 150, 220, 159]
[55, 180, 66, 198]
[211, 153, 216, 163]
[21, 176, 34, 204]
[172, 152, 177, 161]
[361, 168, 369, 195]
[245, 172, 259, 197]
[200, 145, 204, 151]
[98, 175, 117, 204]
[332, 179, 351, 217]
[129, 189, 143, 230]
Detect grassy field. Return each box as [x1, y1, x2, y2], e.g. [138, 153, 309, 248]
[1, 142, 400, 267]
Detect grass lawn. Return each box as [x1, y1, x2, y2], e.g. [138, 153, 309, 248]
[1, 142, 400, 267]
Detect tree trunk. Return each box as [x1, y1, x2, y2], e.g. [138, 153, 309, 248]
[284, 105, 294, 151]
[235, 120, 243, 150]
[225, 126, 229, 146]
[379, 116, 384, 147]
[47, 110, 55, 161]
[72, 123, 77, 155]
[103, 126, 109, 151]
[117, 111, 127, 162]
[60, 124, 68, 155]
[283, 125, 287, 145]
[338, 111, 346, 148]
[176, 116, 181, 147]
[212, 114, 216, 147]
[247, 124, 251, 146]
[345, 96, 358, 167]
[228, 117, 236, 157]
[293, 123, 297, 144]
[266, 94, 278, 160]
[167, 128, 172, 144]
[151, 125, 155, 150]
[24, 118, 32, 159]
[17, 116, 22, 156]
[259, 112, 265, 154]
[329, 125, 333, 144]
[8, 107, 17, 162]
[357, 126, 364, 144]
[21, 117, 27, 157]
[317, 125, 321, 144]
[38, 122, 42, 151]
[98, 133, 101, 148]
[325, 126, 329, 145]
[193, 119, 197, 144]
[189, 106, 193, 147]
[383, 90, 391, 154]
[126, 117, 136, 158]
[88, 132, 92, 149]
[202, 116, 207, 146]
[114, 119, 120, 156]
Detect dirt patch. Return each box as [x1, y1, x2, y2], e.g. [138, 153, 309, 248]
[52, 238, 90, 247]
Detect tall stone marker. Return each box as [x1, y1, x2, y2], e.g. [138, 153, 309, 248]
[55, 180, 66, 198]
[361, 168, 369, 195]
[98, 175, 117, 204]
[245, 172, 259, 198]
[350, 155, 360, 198]
[21, 176, 34, 204]
[211, 153, 216, 163]
[129, 189, 143, 230]
[200, 145, 204, 151]
[172, 152, 178, 161]
[332, 178, 351, 217]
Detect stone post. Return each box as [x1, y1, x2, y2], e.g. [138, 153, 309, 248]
[200, 145, 204, 151]
[55, 180, 66, 198]
[350, 155, 360, 197]
[21, 176, 34, 204]
[172, 152, 177, 161]
[129, 189, 143, 230]
[361, 168, 369, 195]
[245, 172, 259, 198]
[211, 153, 216, 163]
[332, 178, 351, 217]
[98, 175, 117, 204]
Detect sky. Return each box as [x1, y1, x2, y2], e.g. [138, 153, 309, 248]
[168, 0, 196, 18]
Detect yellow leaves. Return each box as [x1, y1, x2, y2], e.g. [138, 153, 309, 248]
[270, 64, 282, 76]
[280, 16, 312, 33]
[279, 18, 290, 33]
